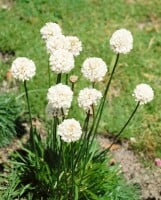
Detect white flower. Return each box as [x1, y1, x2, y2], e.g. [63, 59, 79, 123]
[78, 88, 102, 111]
[81, 57, 107, 82]
[47, 83, 73, 109]
[132, 83, 154, 105]
[45, 103, 68, 118]
[49, 49, 75, 74]
[58, 118, 82, 142]
[110, 29, 133, 54]
[66, 36, 82, 56]
[40, 22, 62, 40]
[11, 57, 36, 81]
[46, 35, 69, 54]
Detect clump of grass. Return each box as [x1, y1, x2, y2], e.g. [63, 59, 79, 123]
[1, 134, 140, 200]
[0, 93, 22, 147]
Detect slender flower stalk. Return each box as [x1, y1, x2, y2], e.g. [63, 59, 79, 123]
[92, 82, 95, 88]
[56, 73, 62, 84]
[87, 53, 120, 151]
[52, 117, 58, 149]
[71, 144, 75, 199]
[65, 74, 68, 85]
[97, 101, 140, 158]
[48, 55, 51, 87]
[24, 80, 33, 133]
[94, 53, 119, 131]
[74, 111, 90, 169]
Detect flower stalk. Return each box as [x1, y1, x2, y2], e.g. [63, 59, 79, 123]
[24, 80, 33, 134]
[97, 101, 140, 158]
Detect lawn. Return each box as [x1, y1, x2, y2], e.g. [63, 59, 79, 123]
[0, 0, 161, 160]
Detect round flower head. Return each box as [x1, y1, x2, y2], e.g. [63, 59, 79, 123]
[46, 35, 70, 54]
[110, 29, 133, 54]
[47, 83, 73, 109]
[58, 118, 82, 143]
[11, 57, 36, 81]
[81, 57, 107, 82]
[132, 83, 154, 105]
[40, 22, 62, 40]
[66, 36, 82, 56]
[78, 88, 102, 112]
[49, 49, 75, 74]
[45, 103, 69, 118]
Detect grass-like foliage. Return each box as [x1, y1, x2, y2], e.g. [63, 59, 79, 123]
[2, 130, 140, 200]
[0, 93, 21, 147]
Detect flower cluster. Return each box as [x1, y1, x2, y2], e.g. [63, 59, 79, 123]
[133, 83, 154, 105]
[40, 22, 62, 40]
[81, 57, 107, 82]
[78, 88, 102, 112]
[11, 57, 36, 81]
[66, 36, 82, 56]
[47, 83, 73, 110]
[40, 22, 82, 75]
[46, 34, 69, 54]
[58, 118, 82, 142]
[12, 22, 154, 145]
[110, 29, 133, 54]
[49, 49, 74, 74]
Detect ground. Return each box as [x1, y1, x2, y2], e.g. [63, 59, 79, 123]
[98, 135, 161, 200]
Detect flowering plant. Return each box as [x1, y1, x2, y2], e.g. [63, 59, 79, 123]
[4, 23, 154, 199]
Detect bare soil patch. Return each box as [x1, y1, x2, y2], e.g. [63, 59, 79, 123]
[98, 135, 161, 200]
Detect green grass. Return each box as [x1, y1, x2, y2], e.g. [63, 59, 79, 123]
[0, 93, 22, 146]
[0, 0, 160, 159]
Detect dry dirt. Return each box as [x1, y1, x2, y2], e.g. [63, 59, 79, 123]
[98, 135, 161, 200]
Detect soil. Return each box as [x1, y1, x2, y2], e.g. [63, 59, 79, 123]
[0, 0, 13, 10]
[98, 135, 161, 200]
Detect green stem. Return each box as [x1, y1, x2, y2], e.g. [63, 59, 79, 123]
[87, 54, 120, 152]
[61, 108, 65, 120]
[71, 143, 75, 199]
[48, 56, 51, 87]
[24, 81, 33, 134]
[56, 73, 62, 84]
[74, 111, 90, 168]
[57, 140, 62, 200]
[97, 101, 140, 158]
[66, 74, 69, 85]
[62, 143, 68, 199]
[92, 82, 95, 88]
[94, 53, 119, 134]
[53, 117, 58, 150]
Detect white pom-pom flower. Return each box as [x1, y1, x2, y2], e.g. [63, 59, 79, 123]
[49, 49, 75, 74]
[11, 57, 36, 81]
[81, 57, 107, 82]
[40, 22, 62, 40]
[78, 88, 102, 111]
[66, 36, 82, 56]
[46, 35, 69, 54]
[110, 29, 133, 54]
[47, 83, 73, 109]
[132, 83, 154, 105]
[58, 118, 82, 143]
